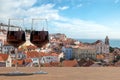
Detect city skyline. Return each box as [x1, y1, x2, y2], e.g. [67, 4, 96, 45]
[0, 0, 120, 39]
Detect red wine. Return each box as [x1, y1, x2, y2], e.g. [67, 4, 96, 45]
[30, 31, 49, 48]
[7, 31, 26, 47]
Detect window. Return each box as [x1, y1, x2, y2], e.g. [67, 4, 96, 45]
[33, 58, 37, 61]
[7, 61, 9, 63]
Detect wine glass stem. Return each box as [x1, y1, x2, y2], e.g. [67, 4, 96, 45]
[38, 57, 41, 71]
[38, 48, 42, 71]
[15, 48, 18, 71]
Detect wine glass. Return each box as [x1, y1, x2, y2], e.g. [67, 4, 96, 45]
[7, 19, 26, 75]
[30, 18, 49, 74]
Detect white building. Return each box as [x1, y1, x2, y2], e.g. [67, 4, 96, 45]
[92, 36, 109, 54]
[2, 42, 15, 54]
[40, 56, 58, 64]
[6, 55, 12, 67]
[30, 56, 58, 66]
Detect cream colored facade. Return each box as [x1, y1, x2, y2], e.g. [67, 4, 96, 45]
[6, 55, 12, 67]
[73, 46, 96, 60]
[93, 41, 109, 54]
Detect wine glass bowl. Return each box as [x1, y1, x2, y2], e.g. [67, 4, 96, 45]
[30, 30, 49, 48]
[30, 18, 49, 48]
[7, 30, 26, 48]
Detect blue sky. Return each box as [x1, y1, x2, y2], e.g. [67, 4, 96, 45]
[0, 0, 120, 39]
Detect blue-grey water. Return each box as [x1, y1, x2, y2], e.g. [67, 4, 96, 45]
[77, 39, 120, 48]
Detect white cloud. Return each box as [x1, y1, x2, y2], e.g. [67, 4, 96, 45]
[59, 6, 69, 10]
[0, 0, 37, 19]
[0, 0, 119, 39]
[115, 0, 119, 4]
[0, 0, 60, 24]
[51, 18, 120, 39]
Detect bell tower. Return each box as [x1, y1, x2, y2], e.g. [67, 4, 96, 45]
[105, 36, 109, 45]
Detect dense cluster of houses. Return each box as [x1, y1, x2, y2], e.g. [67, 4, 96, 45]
[0, 23, 118, 67]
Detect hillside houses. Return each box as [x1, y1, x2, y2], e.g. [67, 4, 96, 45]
[0, 24, 114, 67]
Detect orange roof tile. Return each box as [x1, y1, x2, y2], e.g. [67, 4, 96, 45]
[62, 60, 78, 67]
[12, 59, 24, 65]
[96, 54, 105, 59]
[39, 52, 51, 56]
[18, 48, 23, 52]
[25, 51, 58, 58]
[43, 62, 60, 67]
[26, 51, 39, 58]
[25, 58, 32, 63]
[26, 45, 37, 50]
[0, 54, 9, 62]
[50, 53, 58, 56]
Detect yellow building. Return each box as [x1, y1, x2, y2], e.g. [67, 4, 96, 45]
[73, 46, 96, 60]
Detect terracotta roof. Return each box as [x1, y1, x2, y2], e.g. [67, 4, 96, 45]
[26, 45, 37, 50]
[0, 54, 9, 62]
[43, 62, 60, 67]
[50, 62, 60, 67]
[24, 58, 32, 63]
[12, 59, 32, 66]
[50, 53, 58, 56]
[12, 59, 24, 65]
[26, 51, 39, 58]
[96, 54, 105, 60]
[39, 52, 48, 57]
[18, 48, 23, 52]
[26, 51, 58, 58]
[62, 60, 78, 67]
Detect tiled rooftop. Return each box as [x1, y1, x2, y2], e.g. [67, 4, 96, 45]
[62, 60, 78, 67]
[0, 54, 9, 62]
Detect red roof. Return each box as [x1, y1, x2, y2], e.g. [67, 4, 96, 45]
[43, 62, 60, 67]
[12, 59, 24, 65]
[62, 60, 78, 67]
[12, 59, 32, 65]
[96, 54, 105, 60]
[50, 53, 58, 56]
[24, 58, 32, 63]
[25, 51, 58, 58]
[39, 52, 47, 57]
[26, 45, 37, 50]
[0, 54, 9, 62]
[26, 51, 39, 58]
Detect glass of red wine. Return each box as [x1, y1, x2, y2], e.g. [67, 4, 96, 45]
[6, 19, 26, 75]
[30, 18, 49, 74]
